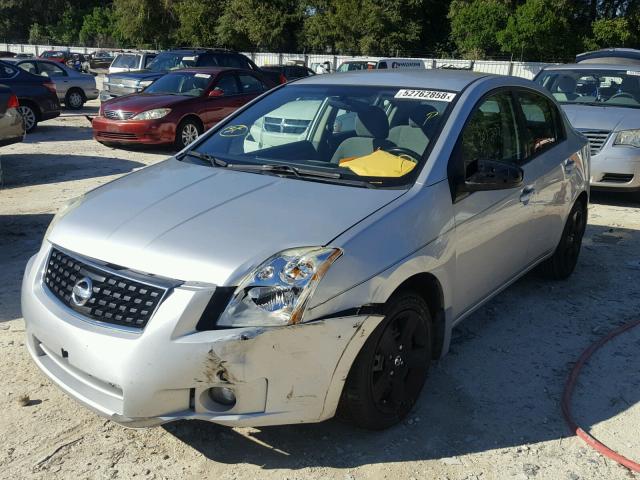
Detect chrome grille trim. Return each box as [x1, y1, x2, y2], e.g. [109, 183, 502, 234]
[104, 110, 135, 120]
[580, 130, 610, 156]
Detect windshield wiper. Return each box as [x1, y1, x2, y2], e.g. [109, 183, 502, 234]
[179, 150, 227, 168]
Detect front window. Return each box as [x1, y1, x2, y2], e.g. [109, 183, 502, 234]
[144, 72, 212, 97]
[187, 84, 453, 187]
[146, 52, 198, 72]
[112, 54, 140, 69]
[537, 68, 640, 108]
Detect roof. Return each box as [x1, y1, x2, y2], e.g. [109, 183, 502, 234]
[294, 69, 488, 92]
[543, 63, 640, 72]
[576, 48, 640, 64]
[159, 66, 235, 75]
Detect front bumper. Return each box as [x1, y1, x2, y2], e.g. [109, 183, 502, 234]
[590, 145, 640, 192]
[92, 116, 176, 145]
[22, 247, 381, 428]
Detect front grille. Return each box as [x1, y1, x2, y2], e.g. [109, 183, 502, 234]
[97, 131, 137, 140]
[580, 130, 610, 156]
[44, 248, 171, 329]
[104, 110, 135, 120]
[601, 173, 634, 183]
[263, 117, 311, 135]
[103, 83, 137, 96]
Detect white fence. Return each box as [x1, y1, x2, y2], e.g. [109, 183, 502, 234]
[1, 43, 553, 80]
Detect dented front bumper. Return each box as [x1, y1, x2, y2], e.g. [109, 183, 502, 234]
[21, 249, 383, 427]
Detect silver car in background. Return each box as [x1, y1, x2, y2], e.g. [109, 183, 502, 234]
[22, 70, 589, 430]
[536, 63, 640, 194]
[3, 58, 98, 109]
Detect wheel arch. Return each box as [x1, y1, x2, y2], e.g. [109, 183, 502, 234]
[385, 272, 446, 359]
[17, 98, 41, 119]
[66, 86, 86, 100]
[178, 113, 204, 131]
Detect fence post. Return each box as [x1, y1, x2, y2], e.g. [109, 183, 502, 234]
[278, 52, 283, 65]
[508, 61, 514, 76]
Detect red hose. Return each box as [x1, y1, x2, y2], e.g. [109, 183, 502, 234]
[561, 318, 640, 472]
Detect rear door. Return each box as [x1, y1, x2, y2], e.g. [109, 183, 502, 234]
[450, 90, 539, 318]
[514, 89, 572, 257]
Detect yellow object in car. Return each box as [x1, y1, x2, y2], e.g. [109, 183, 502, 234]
[339, 149, 417, 177]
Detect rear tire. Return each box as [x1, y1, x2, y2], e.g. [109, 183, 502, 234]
[339, 291, 432, 430]
[541, 198, 587, 280]
[175, 118, 203, 149]
[65, 89, 85, 110]
[18, 103, 38, 132]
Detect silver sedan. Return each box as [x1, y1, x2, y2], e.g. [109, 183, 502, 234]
[22, 70, 589, 430]
[4, 58, 98, 109]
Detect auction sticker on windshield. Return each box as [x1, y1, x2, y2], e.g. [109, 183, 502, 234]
[395, 89, 456, 102]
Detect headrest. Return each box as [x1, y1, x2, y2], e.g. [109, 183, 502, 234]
[557, 76, 577, 93]
[355, 106, 389, 139]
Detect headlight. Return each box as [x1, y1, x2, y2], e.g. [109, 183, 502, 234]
[132, 108, 171, 120]
[44, 194, 85, 240]
[614, 129, 640, 148]
[217, 247, 342, 327]
[138, 79, 153, 89]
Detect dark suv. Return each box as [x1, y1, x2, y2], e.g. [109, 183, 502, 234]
[101, 48, 280, 101]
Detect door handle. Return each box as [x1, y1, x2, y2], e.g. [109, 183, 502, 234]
[520, 185, 535, 205]
[563, 158, 576, 174]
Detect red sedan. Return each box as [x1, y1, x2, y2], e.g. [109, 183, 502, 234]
[93, 67, 271, 149]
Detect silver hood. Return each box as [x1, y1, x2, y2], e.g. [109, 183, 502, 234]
[48, 159, 405, 285]
[561, 104, 640, 132]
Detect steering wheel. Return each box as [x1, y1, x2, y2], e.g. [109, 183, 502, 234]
[383, 146, 421, 162]
[609, 92, 635, 100]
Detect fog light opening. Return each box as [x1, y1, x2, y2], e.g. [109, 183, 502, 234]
[208, 387, 237, 407]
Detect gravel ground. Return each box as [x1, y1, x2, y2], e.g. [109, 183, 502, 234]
[1, 104, 639, 480]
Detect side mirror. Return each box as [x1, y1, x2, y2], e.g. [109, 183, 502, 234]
[209, 88, 224, 97]
[462, 159, 524, 192]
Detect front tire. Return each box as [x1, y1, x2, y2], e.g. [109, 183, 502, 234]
[175, 118, 203, 149]
[65, 89, 85, 110]
[339, 291, 432, 429]
[541, 198, 587, 279]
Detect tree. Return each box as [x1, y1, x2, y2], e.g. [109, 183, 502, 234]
[498, 0, 577, 61]
[173, 0, 224, 47]
[302, 0, 433, 55]
[216, 0, 303, 51]
[79, 6, 119, 46]
[112, 0, 177, 48]
[448, 0, 510, 59]
[584, 16, 636, 50]
[28, 22, 47, 44]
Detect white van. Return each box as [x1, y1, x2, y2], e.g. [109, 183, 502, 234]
[376, 58, 425, 70]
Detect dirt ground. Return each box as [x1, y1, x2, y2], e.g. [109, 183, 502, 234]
[1, 103, 639, 480]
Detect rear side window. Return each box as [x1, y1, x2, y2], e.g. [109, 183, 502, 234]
[460, 92, 522, 175]
[214, 73, 240, 95]
[217, 55, 251, 69]
[516, 90, 564, 158]
[238, 74, 266, 94]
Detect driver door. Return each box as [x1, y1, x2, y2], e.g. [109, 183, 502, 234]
[451, 90, 539, 319]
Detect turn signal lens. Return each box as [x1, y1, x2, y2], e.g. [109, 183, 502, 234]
[7, 93, 18, 109]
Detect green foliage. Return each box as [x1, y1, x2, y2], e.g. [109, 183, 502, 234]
[173, 0, 223, 47]
[79, 6, 119, 47]
[2, 0, 640, 61]
[216, 0, 304, 51]
[497, 0, 577, 61]
[585, 17, 636, 50]
[448, 0, 510, 59]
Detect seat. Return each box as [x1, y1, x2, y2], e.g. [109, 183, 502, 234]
[553, 75, 578, 102]
[331, 106, 393, 163]
[387, 104, 439, 155]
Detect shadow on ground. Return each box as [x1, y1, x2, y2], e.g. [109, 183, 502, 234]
[0, 153, 144, 188]
[25, 124, 94, 143]
[591, 190, 640, 208]
[164, 223, 640, 469]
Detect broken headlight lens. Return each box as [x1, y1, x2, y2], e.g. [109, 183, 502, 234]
[217, 247, 342, 327]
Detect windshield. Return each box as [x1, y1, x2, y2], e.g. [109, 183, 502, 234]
[144, 71, 212, 96]
[146, 52, 197, 72]
[42, 51, 64, 58]
[189, 84, 453, 187]
[112, 54, 139, 69]
[537, 68, 640, 108]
